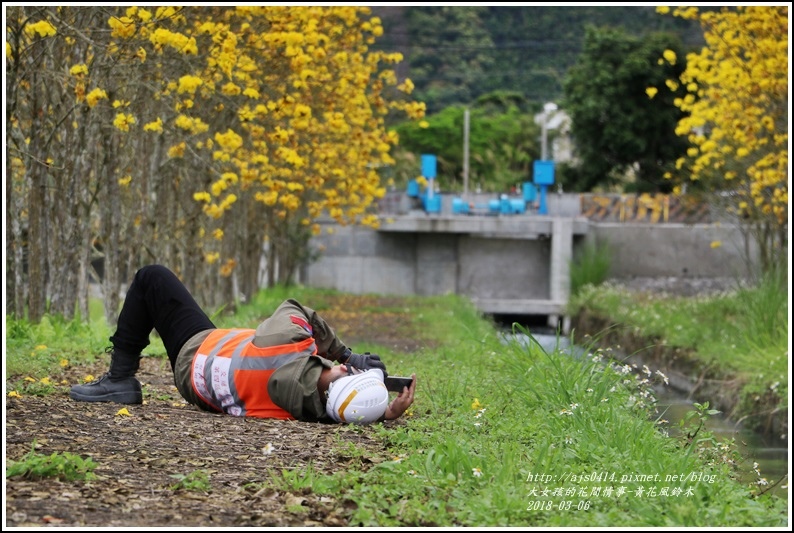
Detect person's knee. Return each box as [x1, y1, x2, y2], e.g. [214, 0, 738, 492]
[137, 264, 172, 282]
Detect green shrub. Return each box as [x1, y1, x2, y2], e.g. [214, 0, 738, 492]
[6, 441, 97, 482]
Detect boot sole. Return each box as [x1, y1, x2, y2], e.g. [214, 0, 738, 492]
[69, 390, 142, 404]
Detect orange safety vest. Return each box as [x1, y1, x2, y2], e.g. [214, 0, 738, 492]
[191, 326, 318, 419]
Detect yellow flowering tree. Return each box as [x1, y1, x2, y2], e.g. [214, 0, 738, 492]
[658, 6, 788, 274]
[6, 6, 423, 321]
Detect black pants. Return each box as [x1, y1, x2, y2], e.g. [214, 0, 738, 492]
[109, 265, 216, 369]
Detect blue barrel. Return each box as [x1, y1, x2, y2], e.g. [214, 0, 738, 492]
[452, 197, 469, 214]
[407, 179, 420, 197]
[488, 199, 501, 214]
[522, 182, 537, 202]
[510, 199, 526, 214]
[425, 194, 442, 213]
[500, 196, 511, 214]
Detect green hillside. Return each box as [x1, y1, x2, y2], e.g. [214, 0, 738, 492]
[371, 5, 705, 113]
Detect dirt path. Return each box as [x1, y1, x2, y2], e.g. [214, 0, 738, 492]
[5, 297, 425, 528]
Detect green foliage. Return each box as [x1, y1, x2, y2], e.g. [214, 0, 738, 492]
[569, 240, 612, 296]
[6, 441, 97, 481]
[375, 6, 705, 111]
[562, 26, 691, 192]
[326, 315, 786, 527]
[169, 469, 211, 492]
[4, 310, 155, 380]
[567, 273, 788, 432]
[266, 462, 342, 494]
[400, 6, 494, 113]
[733, 263, 788, 348]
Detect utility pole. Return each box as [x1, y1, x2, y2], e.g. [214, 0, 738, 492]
[463, 108, 470, 197]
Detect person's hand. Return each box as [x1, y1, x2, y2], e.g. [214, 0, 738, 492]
[344, 351, 388, 376]
[384, 373, 416, 420]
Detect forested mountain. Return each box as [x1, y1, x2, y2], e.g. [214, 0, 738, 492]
[371, 5, 706, 113]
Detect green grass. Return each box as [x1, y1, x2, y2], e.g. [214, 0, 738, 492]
[169, 469, 212, 492]
[570, 240, 612, 296]
[4, 284, 788, 527]
[6, 440, 98, 482]
[566, 267, 789, 433]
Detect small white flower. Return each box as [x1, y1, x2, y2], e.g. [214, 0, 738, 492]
[262, 442, 274, 455]
[472, 467, 483, 478]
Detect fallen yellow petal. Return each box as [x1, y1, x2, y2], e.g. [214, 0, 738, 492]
[8, 391, 22, 398]
[116, 407, 131, 416]
[83, 374, 95, 383]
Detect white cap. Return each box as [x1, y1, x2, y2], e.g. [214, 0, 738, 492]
[325, 368, 388, 424]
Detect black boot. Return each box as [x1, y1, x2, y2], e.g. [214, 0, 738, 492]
[70, 348, 143, 404]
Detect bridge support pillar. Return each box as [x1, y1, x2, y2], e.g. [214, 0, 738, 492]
[549, 217, 573, 333]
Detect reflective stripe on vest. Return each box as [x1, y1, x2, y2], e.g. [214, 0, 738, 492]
[191, 328, 317, 418]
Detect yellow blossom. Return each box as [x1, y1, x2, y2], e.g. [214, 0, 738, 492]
[168, 142, 186, 158]
[144, 117, 163, 133]
[177, 75, 203, 95]
[108, 16, 136, 39]
[116, 407, 131, 416]
[113, 113, 136, 132]
[219, 259, 237, 277]
[8, 391, 22, 398]
[25, 20, 57, 38]
[193, 191, 211, 203]
[86, 88, 108, 108]
[69, 64, 89, 76]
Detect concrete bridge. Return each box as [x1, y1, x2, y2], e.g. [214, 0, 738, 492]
[303, 193, 756, 332]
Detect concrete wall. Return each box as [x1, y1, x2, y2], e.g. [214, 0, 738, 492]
[302, 192, 761, 326]
[305, 217, 758, 301]
[306, 229, 416, 295]
[458, 235, 553, 301]
[585, 223, 758, 280]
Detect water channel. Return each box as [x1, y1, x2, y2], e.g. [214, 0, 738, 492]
[500, 328, 789, 500]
